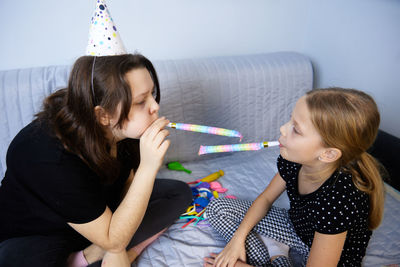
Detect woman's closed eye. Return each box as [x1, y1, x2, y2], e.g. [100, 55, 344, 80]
[135, 91, 156, 106]
[134, 97, 146, 106]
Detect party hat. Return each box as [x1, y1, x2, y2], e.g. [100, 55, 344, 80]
[86, 0, 127, 56]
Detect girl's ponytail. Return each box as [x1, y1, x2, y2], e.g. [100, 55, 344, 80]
[348, 152, 384, 230]
[306, 88, 385, 230]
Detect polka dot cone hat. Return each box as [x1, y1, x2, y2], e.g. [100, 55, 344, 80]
[86, 0, 126, 56]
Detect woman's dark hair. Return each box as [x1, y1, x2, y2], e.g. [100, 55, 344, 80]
[36, 54, 160, 184]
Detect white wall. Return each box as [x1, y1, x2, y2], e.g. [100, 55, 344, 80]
[1, 0, 399, 137]
[0, 0, 308, 69]
[302, 0, 400, 138]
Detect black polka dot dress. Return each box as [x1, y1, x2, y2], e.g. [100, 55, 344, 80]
[277, 155, 372, 266]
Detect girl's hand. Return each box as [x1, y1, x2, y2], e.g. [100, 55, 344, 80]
[204, 254, 251, 267]
[204, 237, 246, 267]
[139, 117, 170, 170]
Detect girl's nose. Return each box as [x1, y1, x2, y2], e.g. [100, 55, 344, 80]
[280, 122, 288, 136]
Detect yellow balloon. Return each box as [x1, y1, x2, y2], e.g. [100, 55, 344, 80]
[200, 170, 224, 183]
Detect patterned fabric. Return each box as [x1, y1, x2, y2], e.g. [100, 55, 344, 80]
[206, 197, 309, 267]
[272, 256, 292, 266]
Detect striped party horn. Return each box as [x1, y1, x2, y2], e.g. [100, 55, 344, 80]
[167, 122, 242, 140]
[198, 141, 279, 155]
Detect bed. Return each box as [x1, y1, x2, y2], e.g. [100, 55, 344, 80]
[1, 52, 399, 266]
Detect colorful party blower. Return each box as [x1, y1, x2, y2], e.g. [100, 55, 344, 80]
[198, 141, 280, 155]
[86, 0, 126, 56]
[167, 123, 242, 140]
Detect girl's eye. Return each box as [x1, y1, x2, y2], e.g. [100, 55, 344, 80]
[292, 124, 300, 134]
[152, 89, 157, 99]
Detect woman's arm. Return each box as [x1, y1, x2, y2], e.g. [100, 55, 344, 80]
[212, 172, 287, 267]
[121, 169, 134, 200]
[306, 231, 347, 267]
[68, 117, 170, 253]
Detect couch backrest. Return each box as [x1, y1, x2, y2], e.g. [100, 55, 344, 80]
[0, 65, 71, 180]
[0, 52, 313, 180]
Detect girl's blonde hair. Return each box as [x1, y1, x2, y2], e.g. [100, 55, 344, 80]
[306, 88, 384, 230]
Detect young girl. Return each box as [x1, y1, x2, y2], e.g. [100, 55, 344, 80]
[204, 88, 384, 267]
[0, 54, 192, 267]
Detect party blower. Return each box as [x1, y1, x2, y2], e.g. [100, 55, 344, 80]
[167, 123, 242, 140]
[198, 141, 280, 155]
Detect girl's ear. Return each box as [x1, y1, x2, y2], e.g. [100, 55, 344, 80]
[94, 106, 111, 126]
[319, 148, 342, 163]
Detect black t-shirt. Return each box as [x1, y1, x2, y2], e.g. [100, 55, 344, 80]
[0, 119, 139, 243]
[277, 155, 372, 267]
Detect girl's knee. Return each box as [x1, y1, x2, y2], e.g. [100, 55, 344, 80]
[205, 197, 230, 218]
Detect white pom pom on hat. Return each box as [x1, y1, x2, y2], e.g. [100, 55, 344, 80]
[86, 0, 127, 56]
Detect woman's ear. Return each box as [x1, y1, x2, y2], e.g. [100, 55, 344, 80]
[319, 148, 342, 163]
[94, 106, 110, 126]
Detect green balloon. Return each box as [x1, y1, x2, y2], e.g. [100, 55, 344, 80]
[167, 161, 192, 174]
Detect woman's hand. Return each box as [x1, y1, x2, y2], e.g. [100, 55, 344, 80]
[139, 117, 170, 170]
[204, 236, 246, 267]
